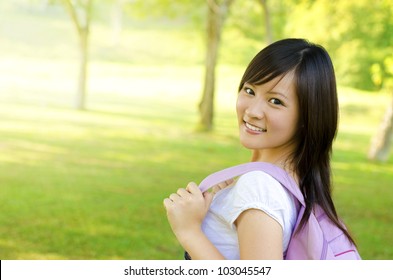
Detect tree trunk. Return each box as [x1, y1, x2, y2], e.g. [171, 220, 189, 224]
[111, 0, 124, 47]
[76, 27, 89, 110]
[259, 0, 273, 44]
[368, 92, 393, 162]
[198, 0, 234, 131]
[63, 0, 92, 110]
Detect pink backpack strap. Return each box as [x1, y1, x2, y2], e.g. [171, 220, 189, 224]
[199, 162, 361, 260]
[198, 162, 304, 206]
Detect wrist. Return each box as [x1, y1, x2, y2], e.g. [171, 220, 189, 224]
[176, 228, 225, 260]
[175, 227, 204, 247]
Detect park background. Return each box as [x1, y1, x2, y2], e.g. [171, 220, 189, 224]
[0, 0, 392, 259]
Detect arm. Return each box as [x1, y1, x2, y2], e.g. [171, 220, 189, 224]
[163, 182, 225, 259]
[235, 209, 283, 259]
[176, 228, 225, 260]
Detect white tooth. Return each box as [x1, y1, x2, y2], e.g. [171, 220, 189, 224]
[246, 122, 265, 132]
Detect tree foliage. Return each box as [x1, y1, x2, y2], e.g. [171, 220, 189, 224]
[284, 0, 393, 90]
[37, 0, 393, 146]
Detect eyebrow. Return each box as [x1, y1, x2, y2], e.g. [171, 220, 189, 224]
[267, 91, 289, 100]
[244, 82, 290, 100]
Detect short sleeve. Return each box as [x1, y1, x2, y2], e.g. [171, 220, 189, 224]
[224, 171, 297, 250]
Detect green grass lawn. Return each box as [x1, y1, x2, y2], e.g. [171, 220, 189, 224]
[0, 3, 392, 260]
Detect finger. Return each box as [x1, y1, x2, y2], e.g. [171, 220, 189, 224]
[211, 185, 220, 194]
[217, 182, 227, 189]
[225, 178, 235, 185]
[213, 178, 234, 192]
[203, 191, 214, 208]
[169, 193, 180, 202]
[176, 188, 189, 197]
[219, 179, 234, 188]
[185, 182, 200, 194]
[163, 198, 173, 209]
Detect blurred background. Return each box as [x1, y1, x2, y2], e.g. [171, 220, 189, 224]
[0, 0, 392, 259]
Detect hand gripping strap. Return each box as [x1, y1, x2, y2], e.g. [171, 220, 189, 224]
[198, 162, 305, 206]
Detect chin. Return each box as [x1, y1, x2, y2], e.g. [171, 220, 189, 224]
[239, 139, 263, 150]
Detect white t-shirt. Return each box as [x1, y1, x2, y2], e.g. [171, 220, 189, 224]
[201, 170, 298, 259]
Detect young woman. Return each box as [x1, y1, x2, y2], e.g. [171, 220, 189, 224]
[163, 38, 356, 259]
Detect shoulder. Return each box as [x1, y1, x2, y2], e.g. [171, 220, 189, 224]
[237, 170, 282, 187]
[210, 170, 298, 254]
[220, 170, 296, 223]
[232, 170, 291, 204]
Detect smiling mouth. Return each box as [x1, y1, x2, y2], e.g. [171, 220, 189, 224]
[244, 121, 267, 132]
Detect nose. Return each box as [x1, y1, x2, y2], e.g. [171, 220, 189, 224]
[245, 99, 265, 120]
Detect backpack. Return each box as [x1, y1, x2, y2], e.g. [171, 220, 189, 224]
[198, 162, 361, 260]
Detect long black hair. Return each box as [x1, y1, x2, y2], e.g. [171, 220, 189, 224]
[238, 38, 355, 245]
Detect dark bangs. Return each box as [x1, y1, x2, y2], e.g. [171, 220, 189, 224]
[238, 39, 310, 91]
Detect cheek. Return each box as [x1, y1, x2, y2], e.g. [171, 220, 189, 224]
[270, 111, 297, 133]
[282, 113, 300, 138]
[236, 97, 244, 118]
[236, 94, 249, 112]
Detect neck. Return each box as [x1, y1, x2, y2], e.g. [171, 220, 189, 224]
[251, 150, 299, 184]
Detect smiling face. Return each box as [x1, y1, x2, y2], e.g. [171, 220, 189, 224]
[236, 71, 300, 163]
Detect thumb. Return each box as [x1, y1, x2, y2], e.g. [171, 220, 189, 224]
[203, 191, 214, 209]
